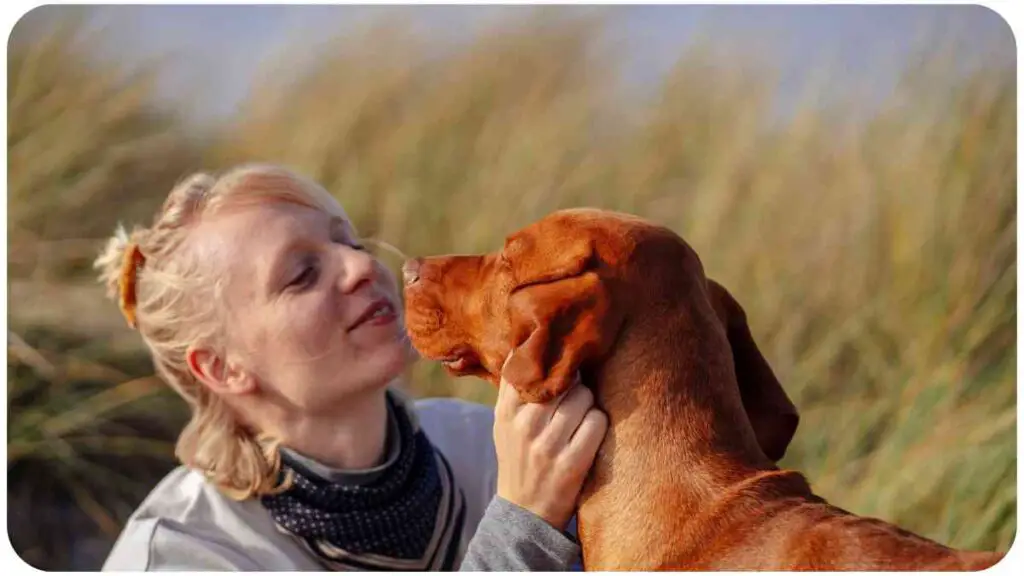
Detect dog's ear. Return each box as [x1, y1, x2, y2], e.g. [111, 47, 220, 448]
[500, 232, 620, 403]
[502, 226, 595, 289]
[707, 279, 799, 462]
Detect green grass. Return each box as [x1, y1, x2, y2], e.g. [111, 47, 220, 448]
[7, 8, 1015, 569]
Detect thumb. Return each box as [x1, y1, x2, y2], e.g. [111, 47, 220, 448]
[496, 352, 524, 416]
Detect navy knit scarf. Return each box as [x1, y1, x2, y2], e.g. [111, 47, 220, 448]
[261, 393, 467, 571]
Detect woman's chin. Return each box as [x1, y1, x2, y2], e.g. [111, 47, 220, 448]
[337, 333, 416, 396]
[374, 336, 418, 379]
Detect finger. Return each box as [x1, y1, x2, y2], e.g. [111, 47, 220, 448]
[496, 354, 525, 417]
[540, 380, 593, 447]
[511, 375, 576, 442]
[516, 395, 563, 439]
[495, 375, 523, 421]
[565, 408, 608, 463]
[517, 371, 579, 432]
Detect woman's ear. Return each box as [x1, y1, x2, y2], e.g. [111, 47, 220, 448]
[186, 345, 255, 396]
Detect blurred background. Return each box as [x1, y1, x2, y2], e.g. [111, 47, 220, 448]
[5, 4, 1016, 570]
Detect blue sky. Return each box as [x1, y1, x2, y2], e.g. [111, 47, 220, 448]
[13, 4, 1015, 124]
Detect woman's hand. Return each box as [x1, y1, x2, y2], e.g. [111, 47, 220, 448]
[492, 357, 609, 531]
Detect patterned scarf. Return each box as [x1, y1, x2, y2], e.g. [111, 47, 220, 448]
[261, 392, 467, 571]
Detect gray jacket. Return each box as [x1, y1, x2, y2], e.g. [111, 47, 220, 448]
[101, 395, 580, 571]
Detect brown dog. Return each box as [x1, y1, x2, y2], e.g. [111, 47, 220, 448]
[401, 208, 1005, 571]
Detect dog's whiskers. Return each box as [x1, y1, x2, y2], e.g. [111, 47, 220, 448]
[363, 237, 410, 261]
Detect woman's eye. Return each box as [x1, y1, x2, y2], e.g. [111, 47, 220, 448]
[288, 262, 319, 289]
[333, 234, 365, 251]
[328, 218, 366, 251]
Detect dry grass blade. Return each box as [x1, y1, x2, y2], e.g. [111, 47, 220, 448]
[363, 238, 412, 261]
[6, 6, 1015, 568]
[39, 377, 164, 439]
[7, 330, 59, 382]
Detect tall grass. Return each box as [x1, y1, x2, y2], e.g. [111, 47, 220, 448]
[7, 8, 200, 278]
[7, 9, 1015, 569]
[7, 11, 198, 569]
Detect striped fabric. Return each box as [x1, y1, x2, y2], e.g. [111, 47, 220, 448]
[261, 392, 467, 571]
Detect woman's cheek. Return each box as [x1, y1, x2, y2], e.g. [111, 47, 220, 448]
[277, 294, 325, 352]
[374, 262, 401, 299]
[307, 290, 343, 342]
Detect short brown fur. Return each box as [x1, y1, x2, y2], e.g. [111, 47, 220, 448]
[402, 208, 1005, 571]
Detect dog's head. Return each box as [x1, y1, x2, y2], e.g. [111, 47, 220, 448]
[402, 208, 798, 461]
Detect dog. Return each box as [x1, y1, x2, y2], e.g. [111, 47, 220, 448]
[401, 208, 1005, 571]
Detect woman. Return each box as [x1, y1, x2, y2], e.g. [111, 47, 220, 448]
[96, 164, 608, 571]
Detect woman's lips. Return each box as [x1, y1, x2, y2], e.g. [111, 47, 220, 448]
[348, 299, 397, 331]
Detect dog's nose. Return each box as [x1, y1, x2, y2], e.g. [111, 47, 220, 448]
[402, 258, 422, 286]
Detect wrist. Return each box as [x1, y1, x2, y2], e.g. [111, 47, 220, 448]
[495, 490, 569, 530]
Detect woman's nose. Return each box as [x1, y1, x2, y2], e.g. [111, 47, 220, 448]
[338, 246, 376, 293]
[402, 258, 422, 286]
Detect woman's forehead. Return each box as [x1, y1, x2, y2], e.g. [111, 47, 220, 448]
[219, 201, 348, 237]
[195, 201, 351, 275]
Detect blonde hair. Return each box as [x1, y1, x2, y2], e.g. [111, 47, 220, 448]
[94, 163, 349, 500]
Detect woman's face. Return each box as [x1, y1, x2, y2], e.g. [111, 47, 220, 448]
[193, 199, 415, 413]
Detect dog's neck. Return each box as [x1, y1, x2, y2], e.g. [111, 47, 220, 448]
[575, 308, 810, 570]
